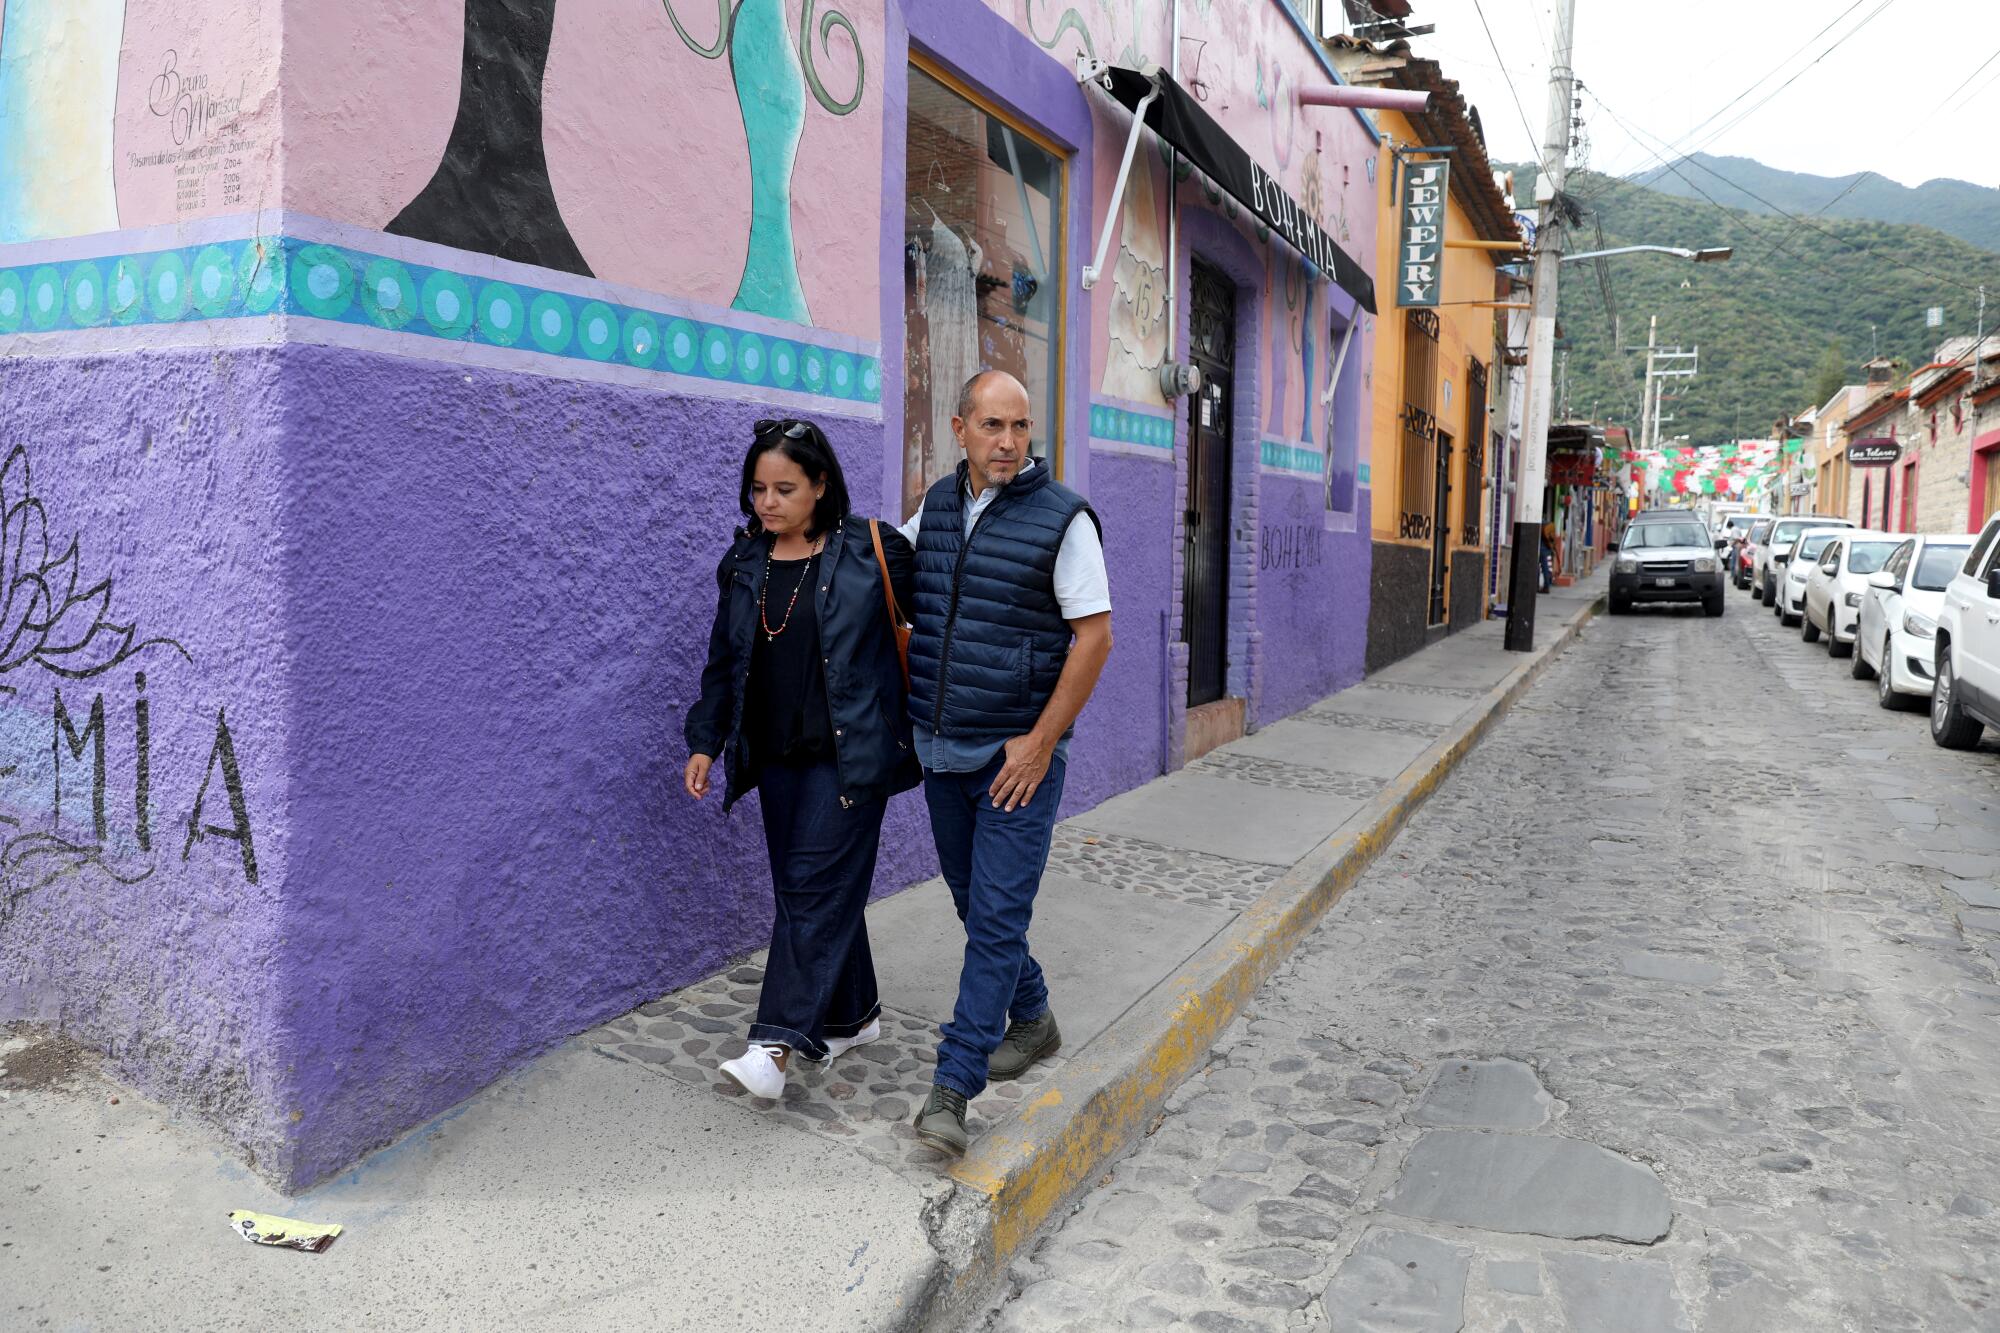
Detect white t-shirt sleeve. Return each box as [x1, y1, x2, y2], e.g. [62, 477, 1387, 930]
[1054, 513, 1112, 620]
[897, 511, 922, 547]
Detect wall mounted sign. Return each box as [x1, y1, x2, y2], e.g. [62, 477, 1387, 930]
[1847, 438, 1901, 465]
[1396, 159, 1449, 307]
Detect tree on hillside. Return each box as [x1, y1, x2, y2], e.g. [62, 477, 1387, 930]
[1810, 341, 1846, 408]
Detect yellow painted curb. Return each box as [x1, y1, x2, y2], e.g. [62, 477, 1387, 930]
[926, 593, 1605, 1325]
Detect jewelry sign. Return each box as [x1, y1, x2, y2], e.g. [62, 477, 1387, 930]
[1397, 159, 1449, 307]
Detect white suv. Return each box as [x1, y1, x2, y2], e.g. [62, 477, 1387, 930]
[1930, 515, 2000, 750]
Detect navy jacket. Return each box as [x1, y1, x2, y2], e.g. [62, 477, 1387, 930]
[908, 459, 1098, 740]
[685, 515, 920, 811]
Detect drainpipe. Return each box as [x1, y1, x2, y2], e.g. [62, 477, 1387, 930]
[1298, 85, 1433, 114]
[1166, 0, 1180, 371]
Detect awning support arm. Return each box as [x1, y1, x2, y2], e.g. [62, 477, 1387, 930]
[1321, 313, 1359, 406]
[1081, 73, 1160, 290]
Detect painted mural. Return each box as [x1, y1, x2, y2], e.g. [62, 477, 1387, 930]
[2, 0, 882, 343]
[1002, 0, 1374, 488]
[0, 0, 126, 242]
[0, 438, 259, 935]
[0, 0, 283, 243]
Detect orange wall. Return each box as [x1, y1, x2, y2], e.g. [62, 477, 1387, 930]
[1367, 111, 1505, 553]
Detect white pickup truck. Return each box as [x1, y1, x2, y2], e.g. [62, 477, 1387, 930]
[1930, 514, 2000, 749]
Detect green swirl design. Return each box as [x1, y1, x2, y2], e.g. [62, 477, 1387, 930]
[1024, 0, 1096, 58]
[662, 0, 733, 57]
[664, 0, 864, 116]
[799, 0, 864, 115]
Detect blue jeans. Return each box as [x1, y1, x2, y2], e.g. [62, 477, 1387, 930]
[749, 761, 884, 1062]
[924, 751, 1066, 1099]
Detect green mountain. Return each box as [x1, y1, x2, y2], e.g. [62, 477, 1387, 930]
[1507, 165, 2000, 448]
[1632, 154, 2000, 255]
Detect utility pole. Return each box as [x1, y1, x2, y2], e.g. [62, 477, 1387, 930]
[1503, 0, 1577, 651]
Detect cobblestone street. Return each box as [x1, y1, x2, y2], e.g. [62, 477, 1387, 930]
[979, 599, 2000, 1332]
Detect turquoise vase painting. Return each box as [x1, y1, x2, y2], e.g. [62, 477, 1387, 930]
[728, 0, 810, 323]
[664, 0, 866, 328]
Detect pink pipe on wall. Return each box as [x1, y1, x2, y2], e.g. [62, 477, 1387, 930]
[1297, 86, 1432, 113]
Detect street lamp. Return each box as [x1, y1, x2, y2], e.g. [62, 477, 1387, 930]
[1560, 245, 1733, 264]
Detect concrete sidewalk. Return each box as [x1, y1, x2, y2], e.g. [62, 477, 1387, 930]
[2, 577, 1603, 1332]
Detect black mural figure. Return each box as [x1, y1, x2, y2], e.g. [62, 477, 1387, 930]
[387, 0, 593, 276]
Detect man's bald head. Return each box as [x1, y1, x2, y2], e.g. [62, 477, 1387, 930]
[956, 369, 1029, 421]
[951, 369, 1034, 494]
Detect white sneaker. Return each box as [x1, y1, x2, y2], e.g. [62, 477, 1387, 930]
[719, 1044, 787, 1098]
[824, 1018, 882, 1060]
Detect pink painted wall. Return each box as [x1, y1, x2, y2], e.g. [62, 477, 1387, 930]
[990, 0, 1377, 449]
[277, 0, 884, 339]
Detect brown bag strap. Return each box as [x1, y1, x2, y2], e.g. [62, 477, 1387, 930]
[868, 519, 908, 626]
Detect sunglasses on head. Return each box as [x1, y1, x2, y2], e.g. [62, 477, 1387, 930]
[755, 418, 812, 440]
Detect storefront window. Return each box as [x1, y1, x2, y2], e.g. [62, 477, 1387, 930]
[903, 63, 1064, 518]
[1324, 310, 1361, 518]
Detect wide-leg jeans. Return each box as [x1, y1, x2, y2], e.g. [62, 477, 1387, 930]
[749, 761, 885, 1063]
[925, 751, 1066, 1099]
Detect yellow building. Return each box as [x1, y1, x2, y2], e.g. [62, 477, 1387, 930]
[1330, 39, 1522, 669]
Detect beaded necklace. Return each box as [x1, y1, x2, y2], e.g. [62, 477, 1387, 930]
[758, 533, 823, 641]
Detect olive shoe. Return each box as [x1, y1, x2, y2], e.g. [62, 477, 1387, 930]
[988, 1010, 1061, 1081]
[913, 1084, 969, 1154]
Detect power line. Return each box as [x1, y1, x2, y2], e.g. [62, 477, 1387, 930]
[1946, 58, 2000, 113]
[1467, 0, 1545, 171]
[1929, 45, 2000, 113]
[1595, 0, 1889, 185]
[1588, 91, 1987, 300]
[1671, 0, 1898, 164]
[1743, 170, 1872, 268]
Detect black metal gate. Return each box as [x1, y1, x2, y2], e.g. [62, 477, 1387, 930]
[1429, 429, 1453, 625]
[1185, 260, 1235, 708]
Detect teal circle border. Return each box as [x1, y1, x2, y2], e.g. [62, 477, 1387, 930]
[27, 265, 63, 330]
[65, 261, 107, 327]
[420, 270, 474, 338]
[577, 301, 618, 361]
[191, 246, 236, 318]
[290, 246, 353, 319]
[528, 291, 573, 354]
[0, 270, 23, 334]
[623, 311, 660, 368]
[238, 242, 284, 315]
[361, 259, 418, 330]
[478, 282, 526, 346]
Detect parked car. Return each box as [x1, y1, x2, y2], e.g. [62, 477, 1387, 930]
[1777, 527, 1845, 627]
[1609, 518, 1725, 616]
[1719, 514, 1766, 589]
[1854, 533, 1976, 710]
[1755, 515, 1855, 607]
[1801, 530, 1900, 657]
[1736, 518, 1773, 590]
[1629, 507, 1700, 525]
[1930, 516, 2000, 749]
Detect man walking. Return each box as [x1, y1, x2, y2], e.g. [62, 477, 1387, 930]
[897, 369, 1113, 1154]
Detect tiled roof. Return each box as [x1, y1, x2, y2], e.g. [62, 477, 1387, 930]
[1325, 37, 1523, 244]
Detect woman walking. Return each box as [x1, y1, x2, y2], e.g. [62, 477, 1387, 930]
[684, 419, 918, 1099]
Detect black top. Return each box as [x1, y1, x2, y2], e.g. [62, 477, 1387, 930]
[685, 516, 921, 812]
[747, 554, 836, 766]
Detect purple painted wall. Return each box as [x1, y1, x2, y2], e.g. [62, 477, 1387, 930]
[1, 0, 1380, 1188]
[1, 349, 295, 1172]
[268, 342, 937, 1183]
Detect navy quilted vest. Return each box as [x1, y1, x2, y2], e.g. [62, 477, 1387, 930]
[908, 460, 1098, 739]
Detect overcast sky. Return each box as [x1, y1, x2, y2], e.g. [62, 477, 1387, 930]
[1401, 0, 1998, 190]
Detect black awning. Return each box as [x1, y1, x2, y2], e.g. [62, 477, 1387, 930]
[1102, 67, 1376, 315]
